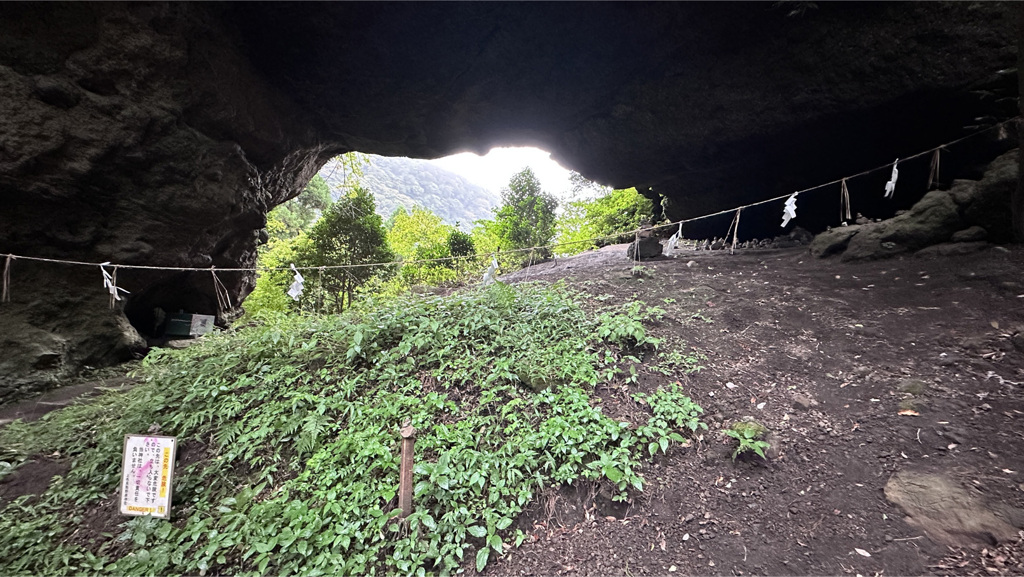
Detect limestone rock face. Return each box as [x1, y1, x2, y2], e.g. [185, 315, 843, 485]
[841, 190, 963, 261]
[812, 150, 1019, 262]
[0, 2, 1019, 398]
[809, 226, 862, 258]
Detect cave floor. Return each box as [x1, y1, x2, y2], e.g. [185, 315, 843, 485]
[494, 243, 1024, 576]
[3, 243, 1024, 575]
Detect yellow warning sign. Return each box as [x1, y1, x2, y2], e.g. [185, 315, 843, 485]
[120, 435, 177, 519]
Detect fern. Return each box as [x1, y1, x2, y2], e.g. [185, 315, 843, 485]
[297, 413, 329, 457]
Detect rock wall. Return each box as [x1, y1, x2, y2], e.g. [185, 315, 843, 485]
[0, 3, 339, 400]
[0, 2, 1019, 399]
[810, 150, 1018, 260]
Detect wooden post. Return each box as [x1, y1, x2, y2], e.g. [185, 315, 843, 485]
[398, 419, 416, 518]
[729, 208, 741, 255]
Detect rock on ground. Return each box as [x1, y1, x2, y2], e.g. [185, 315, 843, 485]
[811, 150, 1018, 262]
[627, 236, 663, 260]
[885, 471, 1024, 547]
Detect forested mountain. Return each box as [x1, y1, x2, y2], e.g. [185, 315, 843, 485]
[318, 155, 500, 227]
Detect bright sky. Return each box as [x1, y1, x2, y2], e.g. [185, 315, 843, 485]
[426, 147, 576, 199]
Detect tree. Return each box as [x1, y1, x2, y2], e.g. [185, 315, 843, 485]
[386, 207, 476, 286]
[387, 206, 452, 261]
[297, 186, 395, 312]
[447, 228, 475, 259]
[555, 187, 653, 255]
[568, 170, 612, 199]
[492, 167, 558, 261]
[244, 216, 311, 318]
[268, 174, 332, 240]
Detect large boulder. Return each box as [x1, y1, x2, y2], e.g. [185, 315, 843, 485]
[950, 150, 1018, 242]
[627, 235, 663, 260]
[841, 190, 963, 261]
[812, 150, 1019, 262]
[809, 225, 862, 258]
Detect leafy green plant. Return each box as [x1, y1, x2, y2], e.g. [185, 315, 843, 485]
[0, 282, 703, 576]
[653, 348, 705, 376]
[724, 421, 770, 461]
[554, 184, 653, 256]
[596, 301, 663, 350]
[634, 382, 707, 458]
[630, 265, 651, 279]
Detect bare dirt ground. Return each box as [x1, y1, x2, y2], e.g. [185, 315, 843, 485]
[494, 242, 1024, 576]
[3, 242, 1024, 576]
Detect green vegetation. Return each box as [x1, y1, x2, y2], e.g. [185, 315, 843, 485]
[271, 175, 333, 240]
[0, 283, 705, 576]
[297, 186, 395, 312]
[472, 168, 558, 269]
[724, 421, 770, 461]
[243, 215, 310, 316]
[386, 207, 476, 287]
[633, 382, 708, 457]
[250, 159, 656, 320]
[556, 186, 653, 256]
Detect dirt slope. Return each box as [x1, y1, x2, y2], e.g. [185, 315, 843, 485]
[494, 243, 1024, 576]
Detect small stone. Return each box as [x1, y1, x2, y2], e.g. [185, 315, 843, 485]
[792, 394, 814, 411]
[897, 379, 928, 396]
[789, 506, 799, 515]
[765, 432, 781, 460]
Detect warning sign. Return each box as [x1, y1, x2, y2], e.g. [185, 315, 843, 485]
[120, 435, 177, 519]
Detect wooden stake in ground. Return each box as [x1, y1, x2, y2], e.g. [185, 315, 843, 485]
[728, 208, 741, 255]
[840, 179, 852, 223]
[398, 419, 416, 518]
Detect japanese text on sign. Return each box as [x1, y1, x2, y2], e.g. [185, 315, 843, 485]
[120, 435, 177, 519]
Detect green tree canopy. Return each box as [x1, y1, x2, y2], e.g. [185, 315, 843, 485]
[295, 186, 395, 313]
[555, 187, 653, 255]
[268, 174, 332, 240]
[387, 206, 452, 261]
[386, 206, 476, 286]
[488, 167, 558, 264]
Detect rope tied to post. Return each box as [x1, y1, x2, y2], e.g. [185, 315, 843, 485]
[2, 254, 13, 303]
[210, 267, 232, 319]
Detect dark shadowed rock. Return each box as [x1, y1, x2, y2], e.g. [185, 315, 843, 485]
[809, 226, 861, 258]
[915, 241, 990, 258]
[844, 190, 963, 261]
[32, 76, 81, 109]
[627, 236, 663, 260]
[814, 151, 1018, 262]
[956, 150, 1018, 242]
[950, 225, 988, 243]
[0, 2, 1019, 398]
